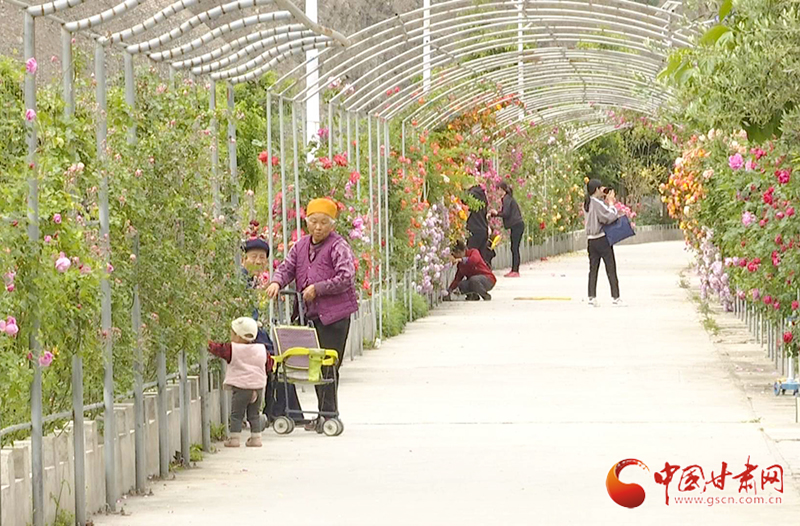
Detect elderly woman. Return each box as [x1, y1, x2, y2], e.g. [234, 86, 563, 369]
[266, 197, 358, 432]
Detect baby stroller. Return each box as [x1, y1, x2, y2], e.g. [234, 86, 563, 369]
[269, 289, 344, 437]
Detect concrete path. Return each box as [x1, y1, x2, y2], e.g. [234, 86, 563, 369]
[96, 241, 800, 525]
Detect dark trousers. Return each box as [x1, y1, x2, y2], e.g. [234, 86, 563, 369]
[588, 236, 620, 299]
[509, 222, 525, 272]
[230, 387, 264, 433]
[456, 275, 495, 299]
[313, 317, 351, 416]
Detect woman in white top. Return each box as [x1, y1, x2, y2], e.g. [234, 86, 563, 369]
[583, 179, 622, 307]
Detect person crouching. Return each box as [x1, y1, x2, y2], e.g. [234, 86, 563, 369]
[209, 317, 272, 447]
[446, 240, 497, 301]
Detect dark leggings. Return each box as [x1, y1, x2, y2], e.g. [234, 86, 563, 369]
[230, 387, 264, 433]
[313, 317, 351, 416]
[509, 222, 525, 272]
[588, 236, 620, 299]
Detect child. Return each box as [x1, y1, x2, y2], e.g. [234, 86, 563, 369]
[209, 317, 273, 447]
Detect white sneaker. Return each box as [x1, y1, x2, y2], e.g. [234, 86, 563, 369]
[588, 297, 599, 307]
[612, 298, 626, 307]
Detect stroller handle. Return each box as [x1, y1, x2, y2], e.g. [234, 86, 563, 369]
[272, 288, 306, 326]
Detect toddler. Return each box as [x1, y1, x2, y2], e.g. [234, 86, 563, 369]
[209, 317, 272, 447]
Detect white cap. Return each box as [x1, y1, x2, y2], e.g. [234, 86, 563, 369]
[231, 317, 258, 342]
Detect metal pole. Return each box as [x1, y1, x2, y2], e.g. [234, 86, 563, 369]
[267, 91, 275, 277]
[71, 353, 86, 526]
[157, 348, 169, 477]
[367, 115, 376, 342]
[125, 52, 147, 495]
[279, 97, 289, 259]
[227, 83, 239, 210]
[384, 120, 390, 282]
[199, 344, 211, 452]
[517, 0, 524, 122]
[61, 27, 74, 117]
[338, 107, 343, 153]
[96, 40, 117, 513]
[423, 0, 431, 93]
[179, 350, 190, 467]
[131, 238, 147, 494]
[328, 103, 334, 154]
[346, 110, 352, 165]
[210, 82, 221, 216]
[305, 0, 320, 158]
[355, 115, 361, 199]
[375, 116, 383, 341]
[292, 102, 301, 236]
[401, 121, 405, 158]
[24, 12, 44, 526]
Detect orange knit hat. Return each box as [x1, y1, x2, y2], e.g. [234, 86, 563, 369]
[306, 198, 338, 219]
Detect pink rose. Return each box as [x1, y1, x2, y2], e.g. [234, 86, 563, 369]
[44, 235, 52, 243]
[728, 154, 744, 170]
[776, 169, 791, 185]
[741, 211, 755, 226]
[53, 213, 62, 224]
[787, 207, 795, 217]
[25, 109, 36, 122]
[792, 300, 799, 311]
[5, 318, 18, 337]
[6, 284, 14, 293]
[38, 351, 54, 368]
[26, 57, 38, 74]
[55, 253, 71, 273]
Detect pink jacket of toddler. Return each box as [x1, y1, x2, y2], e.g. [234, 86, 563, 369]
[208, 342, 272, 390]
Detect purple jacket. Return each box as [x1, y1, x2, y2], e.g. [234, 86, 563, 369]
[272, 231, 359, 325]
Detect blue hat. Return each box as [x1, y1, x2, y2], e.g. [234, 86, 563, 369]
[243, 238, 270, 254]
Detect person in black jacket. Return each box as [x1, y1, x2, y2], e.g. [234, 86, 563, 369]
[465, 185, 495, 267]
[490, 181, 525, 277]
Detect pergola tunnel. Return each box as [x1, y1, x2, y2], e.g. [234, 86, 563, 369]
[0, 1, 739, 525]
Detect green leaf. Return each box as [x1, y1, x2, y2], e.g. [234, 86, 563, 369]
[699, 25, 730, 46]
[719, 0, 733, 21]
[716, 30, 734, 49]
[675, 63, 696, 85]
[658, 54, 683, 80]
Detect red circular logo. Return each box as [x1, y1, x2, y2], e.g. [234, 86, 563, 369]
[606, 459, 649, 508]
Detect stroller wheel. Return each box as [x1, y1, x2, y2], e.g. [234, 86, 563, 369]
[323, 418, 344, 437]
[273, 416, 295, 435]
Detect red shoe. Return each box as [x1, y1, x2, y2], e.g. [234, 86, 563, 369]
[504, 271, 521, 278]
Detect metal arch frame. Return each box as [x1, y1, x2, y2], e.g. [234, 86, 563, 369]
[493, 82, 668, 124]
[177, 29, 315, 71]
[210, 36, 331, 80]
[494, 112, 631, 151]
[491, 100, 658, 143]
[227, 41, 332, 84]
[404, 59, 669, 127]
[490, 103, 655, 146]
[342, 28, 667, 117]
[122, 0, 282, 55]
[382, 46, 664, 121]
[27, 0, 348, 74]
[414, 69, 668, 131]
[279, 0, 696, 110]
[151, 18, 305, 62]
